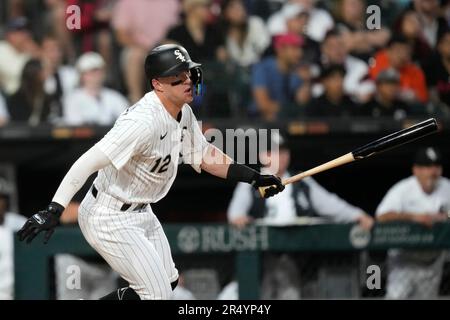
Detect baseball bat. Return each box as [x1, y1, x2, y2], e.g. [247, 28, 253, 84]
[259, 118, 438, 198]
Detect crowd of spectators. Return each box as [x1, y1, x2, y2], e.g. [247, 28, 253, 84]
[0, 0, 449, 126]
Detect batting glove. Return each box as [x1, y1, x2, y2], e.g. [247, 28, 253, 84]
[17, 202, 64, 244]
[251, 174, 285, 198]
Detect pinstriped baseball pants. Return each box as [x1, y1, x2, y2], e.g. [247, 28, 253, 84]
[78, 189, 179, 300]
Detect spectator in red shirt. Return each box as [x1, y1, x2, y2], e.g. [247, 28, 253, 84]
[369, 35, 429, 106]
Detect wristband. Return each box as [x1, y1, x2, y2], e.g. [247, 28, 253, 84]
[48, 202, 65, 217]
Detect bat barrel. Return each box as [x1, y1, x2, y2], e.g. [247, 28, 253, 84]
[352, 118, 438, 159]
[258, 118, 438, 198]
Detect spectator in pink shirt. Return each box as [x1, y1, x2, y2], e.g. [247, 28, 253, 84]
[112, 0, 180, 103]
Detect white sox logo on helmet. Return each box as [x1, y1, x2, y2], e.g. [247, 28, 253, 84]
[174, 50, 186, 62]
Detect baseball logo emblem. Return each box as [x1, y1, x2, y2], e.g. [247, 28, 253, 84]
[349, 224, 371, 249]
[177, 226, 200, 253]
[174, 49, 186, 62]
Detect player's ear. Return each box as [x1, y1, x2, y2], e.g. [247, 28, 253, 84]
[152, 79, 163, 92]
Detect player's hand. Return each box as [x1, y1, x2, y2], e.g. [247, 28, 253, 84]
[412, 215, 434, 228]
[357, 214, 374, 231]
[230, 216, 254, 229]
[412, 213, 446, 228]
[252, 174, 285, 198]
[17, 202, 64, 244]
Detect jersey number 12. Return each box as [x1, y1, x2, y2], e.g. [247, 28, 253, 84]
[150, 155, 171, 173]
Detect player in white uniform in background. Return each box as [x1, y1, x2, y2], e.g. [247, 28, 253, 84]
[0, 177, 26, 300]
[17, 44, 285, 300]
[225, 132, 373, 299]
[376, 147, 450, 299]
[228, 132, 374, 229]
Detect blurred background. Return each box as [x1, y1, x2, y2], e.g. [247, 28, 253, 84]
[1, 0, 450, 300]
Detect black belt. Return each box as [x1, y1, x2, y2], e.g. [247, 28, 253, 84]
[91, 185, 148, 212]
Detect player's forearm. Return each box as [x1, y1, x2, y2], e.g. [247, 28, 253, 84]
[200, 144, 234, 179]
[52, 146, 111, 207]
[376, 212, 419, 223]
[201, 144, 261, 183]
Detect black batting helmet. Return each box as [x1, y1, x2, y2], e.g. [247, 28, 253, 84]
[145, 44, 203, 95]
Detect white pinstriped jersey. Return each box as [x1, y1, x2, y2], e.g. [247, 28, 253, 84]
[94, 91, 209, 204]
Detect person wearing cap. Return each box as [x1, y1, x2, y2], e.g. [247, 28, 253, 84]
[251, 33, 311, 120]
[262, 3, 320, 65]
[0, 17, 40, 95]
[360, 68, 410, 119]
[376, 147, 450, 299]
[62, 52, 128, 126]
[0, 177, 26, 299]
[306, 64, 360, 117]
[369, 34, 429, 105]
[228, 131, 374, 229]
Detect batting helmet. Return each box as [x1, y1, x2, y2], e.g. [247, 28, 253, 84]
[145, 44, 203, 95]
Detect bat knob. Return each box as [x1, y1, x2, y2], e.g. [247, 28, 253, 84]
[258, 186, 270, 198]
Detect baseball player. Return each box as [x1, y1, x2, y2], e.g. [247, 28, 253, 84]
[17, 44, 285, 300]
[376, 147, 450, 299]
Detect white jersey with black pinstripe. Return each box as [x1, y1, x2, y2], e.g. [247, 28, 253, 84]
[77, 91, 209, 300]
[94, 91, 209, 204]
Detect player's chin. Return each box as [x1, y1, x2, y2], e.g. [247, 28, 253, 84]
[183, 88, 193, 102]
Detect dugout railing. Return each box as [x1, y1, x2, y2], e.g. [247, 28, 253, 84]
[14, 221, 450, 299]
